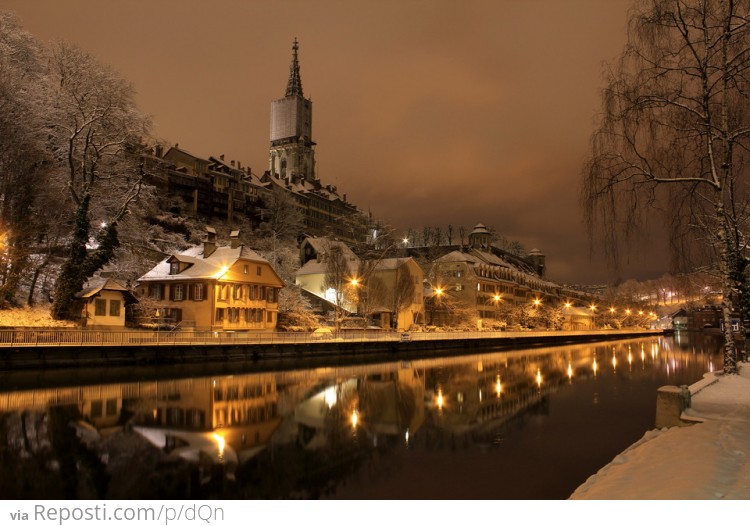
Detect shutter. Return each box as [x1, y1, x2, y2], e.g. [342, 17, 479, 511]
[188, 283, 194, 301]
[169, 284, 175, 301]
[175, 309, 182, 322]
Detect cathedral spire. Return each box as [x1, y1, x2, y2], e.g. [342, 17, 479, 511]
[285, 38, 303, 97]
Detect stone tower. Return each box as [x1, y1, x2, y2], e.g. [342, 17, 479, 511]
[269, 39, 316, 183]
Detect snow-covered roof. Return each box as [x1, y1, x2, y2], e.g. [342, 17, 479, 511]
[76, 278, 138, 303]
[138, 244, 272, 282]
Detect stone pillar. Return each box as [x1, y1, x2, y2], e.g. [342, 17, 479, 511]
[655, 385, 691, 428]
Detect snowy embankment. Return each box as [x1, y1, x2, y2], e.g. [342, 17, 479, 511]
[571, 364, 750, 499]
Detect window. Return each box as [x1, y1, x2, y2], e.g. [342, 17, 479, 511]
[216, 308, 224, 322]
[90, 400, 103, 418]
[249, 285, 255, 300]
[229, 308, 240, 323]
[234, 285, 243, 300]
[193, 283, 204, 301]
[170, 262, 180, 275]
[173, 284, 184, 301]
[150, 284, 163, 300]
[267, 311, 273, 323]
[106, 399, 117, 416]
[109, 299, 121, 317]
[94, 299, 106, 316]
[243, 264, 249, 274]
[256, 266, 262, 276]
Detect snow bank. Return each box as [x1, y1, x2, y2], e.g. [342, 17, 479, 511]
[571, 365, 750, 499]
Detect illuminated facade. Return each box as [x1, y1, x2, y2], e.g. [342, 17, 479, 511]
[136, 229, 284, 331]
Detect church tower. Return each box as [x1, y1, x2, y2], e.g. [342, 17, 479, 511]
[269, 39, 316, 183]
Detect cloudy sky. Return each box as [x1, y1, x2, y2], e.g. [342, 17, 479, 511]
[1, 0, 664, 285]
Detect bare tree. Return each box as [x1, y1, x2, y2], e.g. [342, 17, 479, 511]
[45, 42, 151, 318]
[582, 0, 750, 373]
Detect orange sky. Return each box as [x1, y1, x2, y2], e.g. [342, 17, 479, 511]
[1, 0, 666, 285]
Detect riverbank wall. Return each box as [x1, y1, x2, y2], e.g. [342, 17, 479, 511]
[0, 329, 661, 372]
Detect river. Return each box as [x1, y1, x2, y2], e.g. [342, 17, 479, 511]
[0, 333, 721, 499]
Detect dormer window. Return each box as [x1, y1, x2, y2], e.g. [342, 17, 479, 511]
[170, 262, 180, 275]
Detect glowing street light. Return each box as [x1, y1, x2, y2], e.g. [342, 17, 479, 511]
[564, 302, 572, 308]
[350, 277, 359, 286]
[533, 298, 542, 307]
[609, 307, 616, 314]
[402, 237, 409, 245]
[589, 304, 597, 311]
[435, 287, 444, 297]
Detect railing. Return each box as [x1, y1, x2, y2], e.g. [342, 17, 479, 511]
[0, 328, 660, 348]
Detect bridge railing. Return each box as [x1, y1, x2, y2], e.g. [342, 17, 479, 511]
[0, 328, 659, 348]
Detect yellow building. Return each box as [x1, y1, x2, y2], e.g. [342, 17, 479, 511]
[136, 229, 284, 331]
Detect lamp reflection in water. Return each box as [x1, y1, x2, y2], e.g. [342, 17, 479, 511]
[567, 362, 573, 382]
[351, 409, 359, 429]
[592, 358, 598, 376]
[536, 369, 542, 389]
[212, 433, 226, 462]
[324, 386, 337, 409]
[436, 389, 445, 411]
[495, 375, 502, 397]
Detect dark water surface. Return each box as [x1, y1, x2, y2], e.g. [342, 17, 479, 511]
[0, 333, 721, 499]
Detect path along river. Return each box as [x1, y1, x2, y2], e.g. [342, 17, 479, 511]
[0, 332, 721, 499]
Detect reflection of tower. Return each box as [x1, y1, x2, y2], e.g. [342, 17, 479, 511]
[269, 38, 316, 184]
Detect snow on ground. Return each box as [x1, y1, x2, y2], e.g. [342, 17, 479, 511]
[0, 307, 75, 328]
[571, 364, 750, 499]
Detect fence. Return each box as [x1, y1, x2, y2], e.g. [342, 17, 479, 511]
[0, 328, 659, 348]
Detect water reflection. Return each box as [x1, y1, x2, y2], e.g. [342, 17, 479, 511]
[0, 335, 722, 499]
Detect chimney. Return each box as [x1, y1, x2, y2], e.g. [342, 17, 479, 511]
[230, 230, 241, 249]
[220, 154, 225, 161]
[204, 226, 217, 258]
[155, 144, 163, 157]
[231, 160, 235, 167]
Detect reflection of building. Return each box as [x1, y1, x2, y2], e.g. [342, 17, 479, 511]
[136, 229, 284, 331]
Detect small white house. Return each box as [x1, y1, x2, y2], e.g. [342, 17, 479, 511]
[76, 278, 138, 328]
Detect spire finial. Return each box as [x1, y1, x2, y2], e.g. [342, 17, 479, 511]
[285, 37, 303, 97]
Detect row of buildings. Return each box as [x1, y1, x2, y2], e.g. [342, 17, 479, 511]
[78, 223, 594, 332]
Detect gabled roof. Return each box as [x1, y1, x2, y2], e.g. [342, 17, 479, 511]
[76, 278, 138, 304]
[138, 244, 281, 285]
